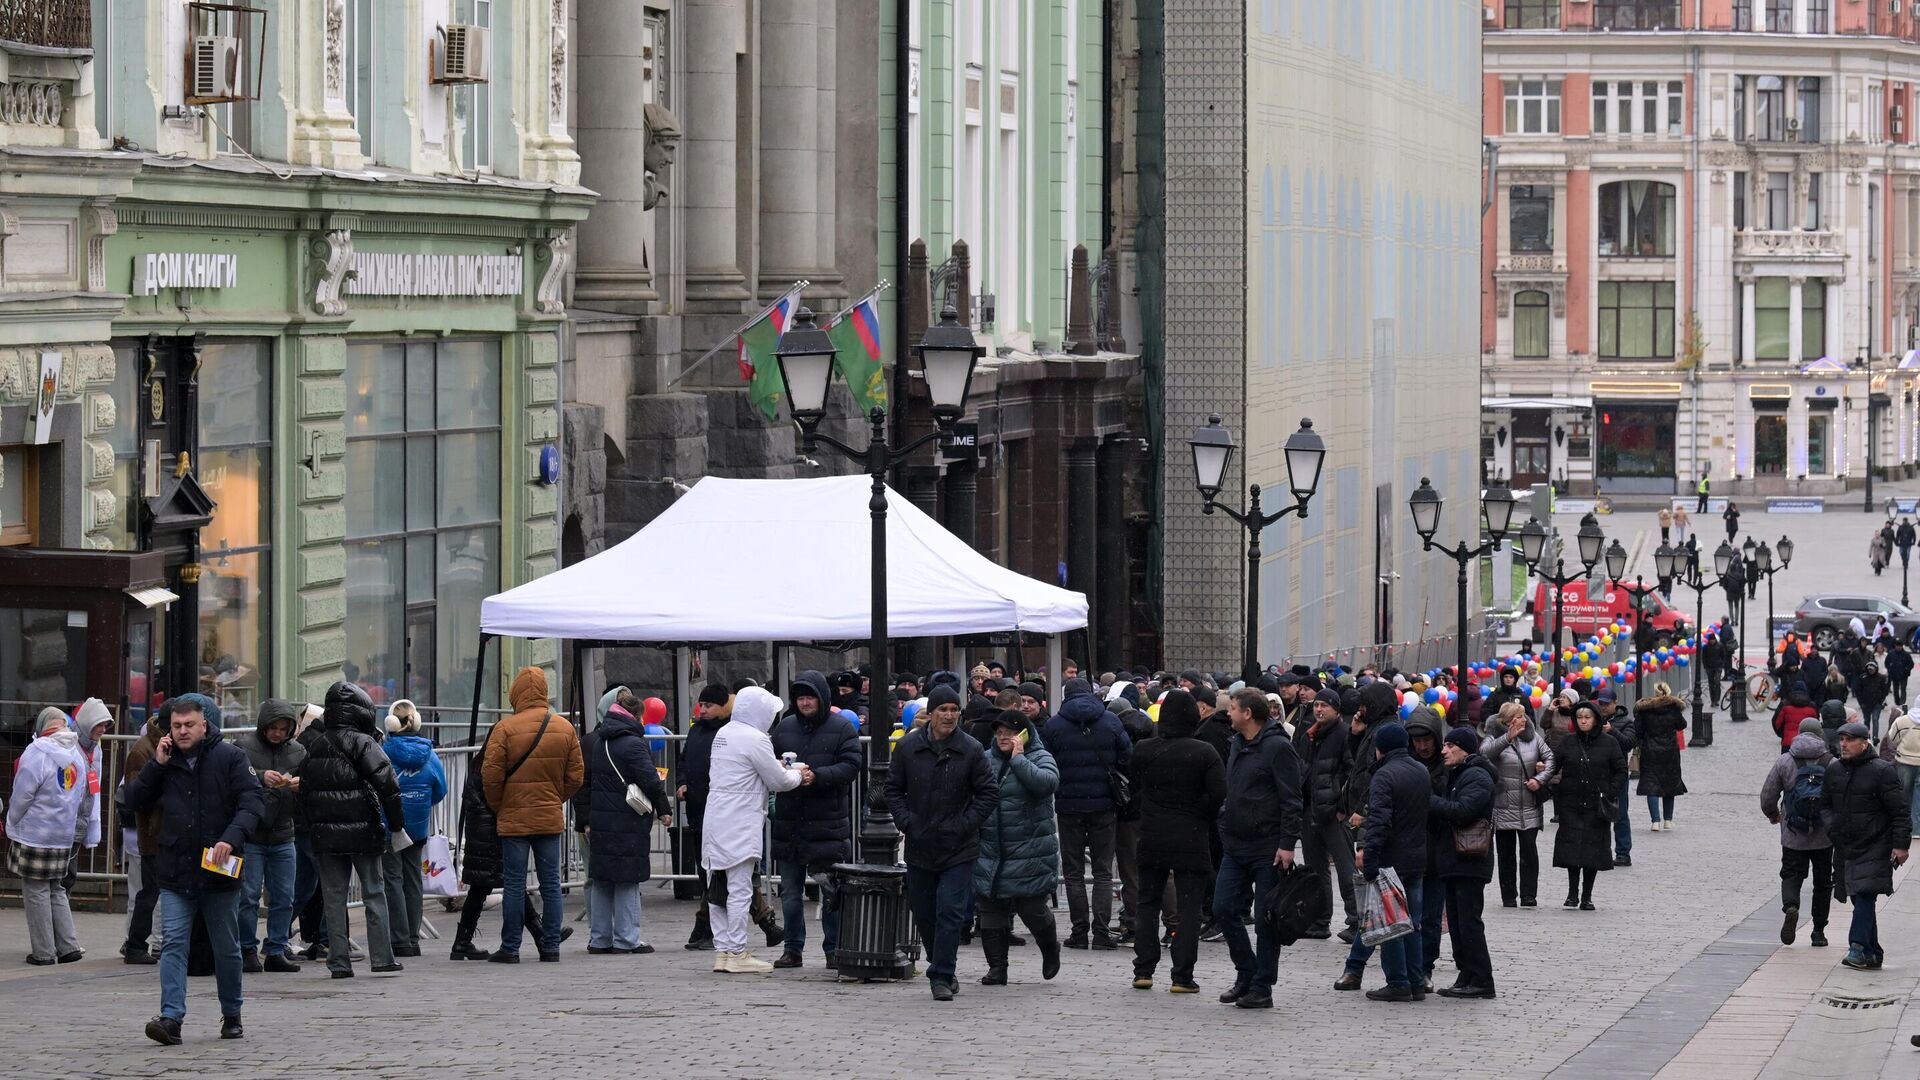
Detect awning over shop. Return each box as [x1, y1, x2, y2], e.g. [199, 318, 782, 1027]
[1481, 396, 1594, 411]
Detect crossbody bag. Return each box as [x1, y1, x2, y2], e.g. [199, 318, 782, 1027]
[604, 735, 653, 817]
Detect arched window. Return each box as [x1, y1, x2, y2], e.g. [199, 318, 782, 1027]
[1514, 290, 1551, 358]
[1598, 180, 1676, 257]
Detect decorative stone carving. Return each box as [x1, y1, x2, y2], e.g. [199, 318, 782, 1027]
[1734, 230, 1844, 258]
[86, 488, 117, 535]
[85, 202, 117, 293]
[87, 438, 113, 481]
[1505, 169, 1558, 185]
[642, 103, 681, 211]
[77, 345, 115, 386]
[1563, 146, 1591, 169]
[87, 392, 115, 436]
[535, 232, 572, 315]
[0, 349, 24, 403]
[309, 230, 354, 316]
[549, 0, 568, 129]
[324, 0, 346, 101]
[0, 82, 64, 126]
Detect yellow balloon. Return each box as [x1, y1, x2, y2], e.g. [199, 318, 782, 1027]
[1148, 703, 1161, 722]
[1434, 702, 1447, 719]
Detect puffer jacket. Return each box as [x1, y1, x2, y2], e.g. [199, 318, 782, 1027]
[459, 723, 506, 888]
[974, 721, 1061, 899]
[574, 706, 670, 883]
[1217, 720, 1304, 862]
[1362, 745, 1431, 878]
[1040, 678, 1132, 815]
[1407, 707, 1451, 876]
[121, 724, 265, 893]
[770, 671, 864, 866]
[1760, 734, 1833, 851]
[1429, 754, 1496, 883]
[1294, 709, 1350, 826]
[230, 699, 308, 845]
[481, 667, 584, 837]
[1633, 694, 1687, 798]
[1823, 750, 1907, 897]
[1479, 717, 1555, 831]
[1131, 691, 1227, 873]
[295, 683, 406, 856]
[1774, 688, 1819, 752]
[383, 731, 447, 841]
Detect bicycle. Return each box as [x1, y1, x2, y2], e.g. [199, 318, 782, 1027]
[1745, 670, 1780, 713]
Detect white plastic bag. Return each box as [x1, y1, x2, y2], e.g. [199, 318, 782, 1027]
[421, 834, 460, 897]
[1358, 866, 1414, 947]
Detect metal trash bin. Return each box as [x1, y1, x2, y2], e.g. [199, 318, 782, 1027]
[829, 863, 917, 980]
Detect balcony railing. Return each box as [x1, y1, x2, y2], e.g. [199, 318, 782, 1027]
[0, 0, 90, 53]
[1734, 230, 1843, 259]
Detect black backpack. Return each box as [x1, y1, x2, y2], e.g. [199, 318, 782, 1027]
[1259, 865, 1332, 946]
[1783, 761, 1826, 834]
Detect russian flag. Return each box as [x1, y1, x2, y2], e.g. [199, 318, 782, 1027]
[737, 290, 802, 380]
[845, 295, 882, 360]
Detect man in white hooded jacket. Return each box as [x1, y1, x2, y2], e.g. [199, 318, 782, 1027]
[701, 686, 810, 973]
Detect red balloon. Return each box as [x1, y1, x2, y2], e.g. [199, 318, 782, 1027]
[642, 696, 668, 726]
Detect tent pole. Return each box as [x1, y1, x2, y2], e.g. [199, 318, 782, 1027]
[674, 646, 692, 731]
[1047, 634, 1064, 713]
[572, 640, 587, 729]
[467, 633, 493, 746]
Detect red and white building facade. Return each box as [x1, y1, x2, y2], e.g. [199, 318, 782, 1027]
[1483, 0, 1920, 500]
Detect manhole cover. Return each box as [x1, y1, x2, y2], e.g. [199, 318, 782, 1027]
[1815, 992, 1901, 1010]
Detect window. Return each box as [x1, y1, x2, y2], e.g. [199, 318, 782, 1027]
[1514, 291, 1551, 358]
[1808, 412, 1830, 473]
[344, 341, 503, 710]
[1597, 281, 1676, 359]
[1594, 0, 1678, 29]
[455, 0, 494, 170]
[1667, 81, 1684, 136]
[1503, 77, 1562, 135]
[1594, 79, 1683, 136]
[1765, 0, 1791, 31]
[1510, 185, 1553, 252]
[1765, 172, 1790, 230]
[0, 446, 35, 546]
[1596, 404, 1677, 478]
[1503, 0, 1559, 27]
[1733, 170, 1747, 230]
[1733, 76, 1746, 142]
[196, 342, 273, 712]
[1796, 78, 1821, 142]
[1754, 278, 1790, 360]
[1755, 76, 1785, 141]
[1869, 83, 1886, 143]
[1802, 280, 1826, 359]
[1598, 180, 1676, 257]
[1755, 413, 1787, 475]
[346, 0, 376, 159]
[1805, 172, 1821, 230]
[1808, 0, 1829, 33]
[1733, 0, 1753, 31]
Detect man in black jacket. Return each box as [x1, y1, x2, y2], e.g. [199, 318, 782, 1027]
[1337, 721, 1431, 1002]
[1826, 722, 1910, 970]
[1212, 689, 1303, 1012]
[1597, 688, 1637, 866]
[294, 682, 407, 979]
[123, 693, 265, 1046]
[1129, 689, 1225, 992]
[231, 699, 307, 974]
[886, 686, 997, 1000]
[1043, 677, 1133, 950]
[1294, 688, 1357, 940]
[769, 671, 862, 969]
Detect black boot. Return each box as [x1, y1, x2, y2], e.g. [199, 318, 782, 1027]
[1028, 916, 1062, 981]
[449, 925, 490, 961]
[978, 928, 1009, 985]
[756, 910, 786, 950]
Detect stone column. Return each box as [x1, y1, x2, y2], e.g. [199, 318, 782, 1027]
[684, 0, 751, 306]
[286, 0, 364, 169]
[1066, 439, 1100, 670]
[813, 0, 841, 295]
[1741, 278, 1757, 365]
[574, 2, 654, 305]
[758, 0, 823, 299]
[1095, 437, 1131, 668]
[1788, 277, 1804, 365]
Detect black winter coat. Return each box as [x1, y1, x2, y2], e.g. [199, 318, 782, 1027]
[231, 699, 307, 846]
[1886, 648, 1914, 685]
[1799, 651, 1829, 692]
[1217, 722, 1305, 862]
[574, 712, 670, 883]
[884, 727, 997, 871]
[1041, 684, 1133, 815]
[1633, 696, 1688, 798]
[1552, 728, 1626, 871]
[459, 725, 504, 888]
[1429, 756, 1496, 883]
[1824, 752, 1907, 897]
[296, 704, 406, 857]
[1132, 707, 1227, 873]
[122, 727, 266, 894]
[1484, 672, 1535, 722]
[1196, 712, 1235, 764]
[1701, 638, 1731, 673]
[1113, 703, 1154, 823]
[1858, 671, 1891, 713]
[680, 714, 726, 827]
[1341, 723, 1377, 823]
[770, 677, 864, 866]
[1294, 715, 1350, 826]
[1362, 748, 1431, 878]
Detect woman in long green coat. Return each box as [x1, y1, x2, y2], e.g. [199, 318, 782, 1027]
[972, 710, 1063, 986]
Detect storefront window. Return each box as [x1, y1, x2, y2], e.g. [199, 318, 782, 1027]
[1754, 413, 1788, 475]
[344, 340, 502, 710]
[1596, 404, 1677, 478]
[196, 342, 272, 718]
[1807, 412, 1830, 473]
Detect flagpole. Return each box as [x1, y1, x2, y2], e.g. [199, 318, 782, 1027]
[825, 280, 893, 325]
[664, 280, 809, 389]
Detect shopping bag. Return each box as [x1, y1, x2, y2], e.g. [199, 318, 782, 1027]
[420, 834, 461, 898]
[1359, 866, 1414, 947]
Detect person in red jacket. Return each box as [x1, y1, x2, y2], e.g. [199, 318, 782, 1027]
[1774, 681, 1820, 752]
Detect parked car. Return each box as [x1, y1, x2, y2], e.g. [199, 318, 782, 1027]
[1530, 579, 1690, 646]
[1791, 594, 1920, 650]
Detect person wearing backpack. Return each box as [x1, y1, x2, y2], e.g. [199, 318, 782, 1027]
[1760, 716, 1833, 948]
[1824, 721, 1910, 970]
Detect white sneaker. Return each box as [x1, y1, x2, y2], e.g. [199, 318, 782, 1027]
[729, 951, 775, 974]
[1664, 820, 1676, 830]
[1650, 821, 1662, 832]
[714, 951, 734, 973]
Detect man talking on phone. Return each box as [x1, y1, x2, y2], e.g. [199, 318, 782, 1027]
[123, 693, 265, 1046]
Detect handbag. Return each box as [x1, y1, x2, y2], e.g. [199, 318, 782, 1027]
[1453, 818, 1493, 858]
[605, 737, 654, 817]
[1107, 765, 1134, 815]
[420, 834, 460, 897]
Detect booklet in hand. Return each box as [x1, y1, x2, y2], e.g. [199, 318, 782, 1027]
[201, 848, 244, 878]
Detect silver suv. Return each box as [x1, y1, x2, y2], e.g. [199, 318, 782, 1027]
[1791, 594, 1920, 650]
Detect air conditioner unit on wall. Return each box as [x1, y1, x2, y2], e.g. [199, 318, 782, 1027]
[188, 35, 241, 102]
[433, 24, 492, 84]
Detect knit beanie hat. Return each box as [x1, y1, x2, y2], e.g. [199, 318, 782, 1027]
[1797, 716, 1824, 737]
[1018, 681, 1046, 704]
[1819, 699, 1847, 721]
[1373, 722, 1409, 752]
[926, 685, 961, 713]
[699, 684, 731, 707]
[1444, 727, 1480, 755]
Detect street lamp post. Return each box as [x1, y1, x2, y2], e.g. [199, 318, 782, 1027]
[1677, 539, 1738, 747]
[1189, 414, 1329, 684]
[1516, 514, 1606, 694]
[1752, 536, 1793, 664]
[1860, 350, 1877, 513]
[1408, 476, 1517, 688]
[1604, 538, 1662, 703]
[775, 304, 985, 864]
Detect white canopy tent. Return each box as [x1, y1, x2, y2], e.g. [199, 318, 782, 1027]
[470, 475, 1089, 734]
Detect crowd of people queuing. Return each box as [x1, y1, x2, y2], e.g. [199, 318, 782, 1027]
[2, 638, 1914, 1040]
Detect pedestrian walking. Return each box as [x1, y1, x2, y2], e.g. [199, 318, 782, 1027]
[1761, 717, 1834, 948]
[974, 710, 1064, 986]
[1674, 504, 1691, 544]
[1723, 500, 1740, 542]
[1596, 688, 1637, 865]
[703, 686, 807, 975]
[1635, 684, 1687, 830]
[1214, 690, 1303, 1010]
[1825, 722, 1909, 969]
[1884, 704, 1920, 840]
[123, 693, 265, 1045]
[1899, 518, 1917, 573]
[1696, 473, 1710, 514]
[1430, 727, 1497, 998]
[1551, 702, 1627, 910]
[1479, 701, 1554, 907]
[1043, 677, 1133, 950]
[1859, 663, 1892, 739]
[379, 700, 445, 959]
[120, 707, 168, 965]
[1775, 682, 1818, 752]
[1294, 687, 1359, 938]
[576, 686, 672, 955]
[1129, 690, 1226, 993]
[297, 682, 408, 977]
[1702, 633, 1730, 709]
[1887, 639, 1914, 709]
[231, 698, 307, 974]
[1656, 507, 1672, 543]
[8, 707, 90, 966]
[885, 685, 997, 1000]
[481, 667, 584, 965]
[769, 671, 862, 969]
[1871, 531, 1891, 577]
[1336, 719, 1427, 1001]
[1107, 682, 1154, 944]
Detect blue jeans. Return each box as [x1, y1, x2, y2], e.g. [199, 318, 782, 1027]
[237, 841, 296, 957]
[1212, 851, 1280, 995]
[159, 889, 243, 1022]
[587, 879, 643, 951]
[1614, 776, 1634, 858]
[1850, 892, 1883, 959]
[499, 834, 563, 957]
[906, 862, 972, 987]
[1378, 873, 1426, 989]
[778, 858, 840, 957]
[1646, 795, 1676, 823]
[1898, 763, 1920, 840]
